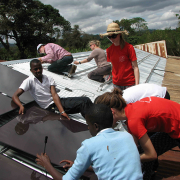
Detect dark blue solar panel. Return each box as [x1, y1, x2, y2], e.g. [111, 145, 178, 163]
[0, 154, 51, 180]
[0, 94, 18, 115]
[0, 106, 90, 165]
[0, 64, 34, 104]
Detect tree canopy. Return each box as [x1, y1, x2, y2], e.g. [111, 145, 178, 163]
[114, 17, 148, 35]
[0, 0, 71, 58]
[176, 11, 180, 27]
[61, 25, 95, 51]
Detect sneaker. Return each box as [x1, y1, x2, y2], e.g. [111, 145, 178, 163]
[104, 75, 111, 82]
[68, 65, 77, 77]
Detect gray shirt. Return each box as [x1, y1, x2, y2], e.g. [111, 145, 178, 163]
[87, 48, 110, 67]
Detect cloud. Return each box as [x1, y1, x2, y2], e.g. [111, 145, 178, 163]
[39, 0, 180, 34]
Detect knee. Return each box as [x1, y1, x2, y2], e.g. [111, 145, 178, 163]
[48, 65, 53, 71]
[88, 72, 93, 79]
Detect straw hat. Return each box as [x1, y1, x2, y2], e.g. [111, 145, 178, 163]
[100, 22, 128, 37]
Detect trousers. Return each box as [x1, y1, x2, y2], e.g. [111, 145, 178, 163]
[113, 84, 135, 91]
[88, 65, 111, 82]
[138, 132, 180, 180]
[48, 55, 73, 74]
[46, 96, 92, 118]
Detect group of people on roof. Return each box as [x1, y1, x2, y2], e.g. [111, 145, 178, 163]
[12, 22, 180, 180]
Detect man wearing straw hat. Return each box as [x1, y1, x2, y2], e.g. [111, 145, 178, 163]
[100, 22, 139, 90]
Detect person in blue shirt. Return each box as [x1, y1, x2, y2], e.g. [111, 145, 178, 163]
[36, 104, 143, 180]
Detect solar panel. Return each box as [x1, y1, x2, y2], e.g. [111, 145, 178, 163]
[0, 106, 91, 165]
[0, 94, 18, 115]
[0, 64, 34, 104]
[0, 154, 51, 180]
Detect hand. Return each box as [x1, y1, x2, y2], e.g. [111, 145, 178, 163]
[61, 112, 70, 120]
[74, 61, 79, 65]
[36, 153, 51, 168]
[60, 160, 74, 171]
[38, 58, 43, 64]
[19, 105, 25, 114]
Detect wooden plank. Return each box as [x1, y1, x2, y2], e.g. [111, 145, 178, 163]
[155, 57, 180, 179]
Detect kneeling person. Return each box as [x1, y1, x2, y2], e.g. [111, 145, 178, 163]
[12, 59, 92, 119]
[36, 104, 143, 180]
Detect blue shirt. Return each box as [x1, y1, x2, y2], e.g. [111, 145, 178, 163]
[63, 128, 143, 180]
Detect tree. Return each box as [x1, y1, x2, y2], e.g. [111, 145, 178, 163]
[0, 0, 71, 59]
[114, 17, 148, 36]
[62, 25, 94, 51]
[131, 17, 148, 35]
[176, 11, 180, 27]
[114, 19, 135, 35]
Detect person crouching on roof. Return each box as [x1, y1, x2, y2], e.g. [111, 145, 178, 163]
[95, 88, 180, 180]
[37, 43, 77, 77]
[74, 40, 112, 83]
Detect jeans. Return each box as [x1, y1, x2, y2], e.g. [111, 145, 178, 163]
[48, 55, 73, 74]
[46, 96, 93, 118]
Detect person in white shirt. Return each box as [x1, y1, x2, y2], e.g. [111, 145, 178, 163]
[122, 83, 170, 104]
[12, 59, 92, 119]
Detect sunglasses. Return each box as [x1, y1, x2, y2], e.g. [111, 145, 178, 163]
[107, 34, 118, 39]
[89, 44, 94, 47]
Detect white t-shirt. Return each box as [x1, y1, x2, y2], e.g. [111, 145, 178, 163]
[123, 83, 167, 104]
[19, 75, 56, 109]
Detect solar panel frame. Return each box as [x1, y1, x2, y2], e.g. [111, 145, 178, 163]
[0, 154, 52, 180]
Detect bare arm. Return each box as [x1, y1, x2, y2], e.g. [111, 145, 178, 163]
[74, 58, 88, 65]
[12, 88, 25, 114]
[36, 153, 63, 180]
[138, 133, 157, 162]
[50, 86, 70, 120]
[132, 60, 139, 85]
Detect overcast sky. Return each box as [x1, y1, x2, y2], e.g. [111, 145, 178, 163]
[39, 0, 180, 34]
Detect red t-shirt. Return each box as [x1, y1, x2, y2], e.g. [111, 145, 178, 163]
[125, 97, 180, 140]
[106, 42, 137, 86]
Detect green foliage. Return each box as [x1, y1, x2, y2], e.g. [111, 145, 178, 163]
[0, 0, 71, 59]
[127, 28, 180, 56]
[176, 11, 180, 27]
[114, 17, 148, 36]
[1, 9, 180, 60]
[99, 37, 112, 49]
[131, 17, 148, 35]
[0, 45, 20, 60]
[114, 19, 135, 34]
[60, 25, 96, 51]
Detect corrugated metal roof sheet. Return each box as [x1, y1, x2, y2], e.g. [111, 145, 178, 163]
[0, 48, 167, 122]
[0, 47, 174, 180]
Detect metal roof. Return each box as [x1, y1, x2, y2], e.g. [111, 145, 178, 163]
[0, 48, 167, 180]
[0, 48, 167, 122]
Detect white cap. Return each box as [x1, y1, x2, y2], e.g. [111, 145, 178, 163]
[37, 44, 44, 54]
